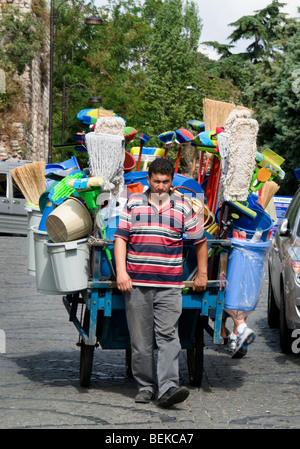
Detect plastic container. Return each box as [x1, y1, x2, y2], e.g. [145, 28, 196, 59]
[224, 238, 271, 312]
[126, 182, 144, 193]
[46, 197, 93, 243]
[26, 205, 42, 276]
[32, 225, 62, 295]
[45, 238, 90, 293]
[228, 206, 273, 241]
[124, 151, 136, 173]
[38, 201, 55, 231]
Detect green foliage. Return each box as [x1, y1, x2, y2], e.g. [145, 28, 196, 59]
[203, 1, 300, 194]
[0, 5, 44, 76]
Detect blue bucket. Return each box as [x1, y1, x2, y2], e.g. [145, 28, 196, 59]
[224, 239, 271, 312]
[229, 206, 273, 241]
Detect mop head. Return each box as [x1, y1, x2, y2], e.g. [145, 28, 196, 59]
[218, 109, 259, 202]
[85, 132, 125, 198]
[94, 116, 125, 136]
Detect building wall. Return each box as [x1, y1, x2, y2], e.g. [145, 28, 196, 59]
[0, 0, 49, 161]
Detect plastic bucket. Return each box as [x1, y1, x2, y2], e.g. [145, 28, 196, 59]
[229, 206, 273, 241]
[45, 238, 90, 293]
[124, 151, 136, 173]
[26, 205, 42, 276]
[126, 182, 144, 193]
[224, 238, 271, 312]
[32, 225, 62, 295]
[46, 197, 93, 243]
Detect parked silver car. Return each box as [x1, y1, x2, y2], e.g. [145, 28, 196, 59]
[0, 160, 30, 235]
[268, 186, 300, 353]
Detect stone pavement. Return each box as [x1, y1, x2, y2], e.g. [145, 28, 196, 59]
[0, 235, 300, 431]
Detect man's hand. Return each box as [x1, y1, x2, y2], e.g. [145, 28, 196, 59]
[193, 272, 208, 292]
[114, 237, 132, 292]
[116, 271, 132, 292]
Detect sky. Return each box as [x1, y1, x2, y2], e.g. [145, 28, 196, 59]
[95, 0, 300, 59]
[197, 0, 300, 59]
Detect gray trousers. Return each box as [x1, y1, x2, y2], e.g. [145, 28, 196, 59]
[125, 286, 182, 399]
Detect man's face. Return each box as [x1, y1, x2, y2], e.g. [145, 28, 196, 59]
[147, 173, 173, 196]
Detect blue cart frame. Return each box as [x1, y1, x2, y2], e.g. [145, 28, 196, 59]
[62, 235, 230, 387]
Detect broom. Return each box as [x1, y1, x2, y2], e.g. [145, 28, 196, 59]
[260, 180, 280, 209]
[11, 161, 46, 207]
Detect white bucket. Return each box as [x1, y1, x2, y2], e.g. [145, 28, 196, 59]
[26, 205, 42, 276]
[45, 238, 90, 293]
[46, 197, 93, 243]
[32, 225, 62, 295]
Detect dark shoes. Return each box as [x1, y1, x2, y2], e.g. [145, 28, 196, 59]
[158, 386, 190, 408]
[135, 390, 155, 403]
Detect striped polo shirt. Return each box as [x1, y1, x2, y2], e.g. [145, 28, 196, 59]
[114, 188, 206, 288]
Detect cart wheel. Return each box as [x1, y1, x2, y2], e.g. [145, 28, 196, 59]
[187, 316, 204, 387]
[79, 309, 95, 387]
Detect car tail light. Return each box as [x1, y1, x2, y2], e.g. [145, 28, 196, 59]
[292, 262, 300, 284]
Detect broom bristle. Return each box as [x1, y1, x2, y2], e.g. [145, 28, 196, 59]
[11, 161, 46, 206]
[203, 98, 253, 131]
[260, 181, 280, 209]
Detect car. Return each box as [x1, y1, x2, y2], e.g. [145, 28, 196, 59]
[268, 186, 300, 353]
[0, 160, 31, 235]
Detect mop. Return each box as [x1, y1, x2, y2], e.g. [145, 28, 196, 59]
[218, 109, 259, 203]
[85, 131, 125, 199]
[85, 117, 126, 280]
[215, 109, 259, 238]
[94, 115, 125, 136]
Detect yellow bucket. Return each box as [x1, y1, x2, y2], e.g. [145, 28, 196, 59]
[46, 197, 93, 243]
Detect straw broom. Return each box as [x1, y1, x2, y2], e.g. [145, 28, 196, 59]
[260, 180, 280, 209]
[11, 161, 46, 207]
[203, 98, 253, 131]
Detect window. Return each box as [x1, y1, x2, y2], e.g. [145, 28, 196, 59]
[12, 180, 25, 199]
[0, 174, 7, 197]
[285, 188, 300, 229]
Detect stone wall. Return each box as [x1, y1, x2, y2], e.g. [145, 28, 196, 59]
[0, 0, 49, 161]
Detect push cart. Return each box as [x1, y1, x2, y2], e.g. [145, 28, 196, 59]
[62, 234, 230, 388]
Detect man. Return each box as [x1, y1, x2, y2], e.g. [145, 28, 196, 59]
[114, 158, 207, 408]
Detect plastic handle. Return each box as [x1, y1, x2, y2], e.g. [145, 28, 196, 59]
[64, 241, 78, 250]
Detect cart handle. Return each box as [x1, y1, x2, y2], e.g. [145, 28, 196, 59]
[88, 279, 223, 289]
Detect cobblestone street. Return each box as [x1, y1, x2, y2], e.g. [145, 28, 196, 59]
[1, 235, 300, 431]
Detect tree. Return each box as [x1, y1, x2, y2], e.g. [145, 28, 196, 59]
[271, 23, 300, 195]
[0, 5, 45, 76]
[142, 0, 202, 148]
[228, 1, 288, 63]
